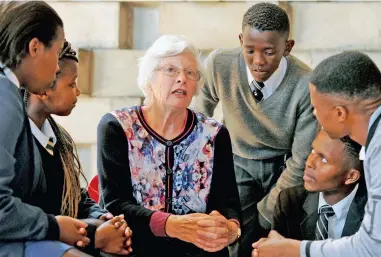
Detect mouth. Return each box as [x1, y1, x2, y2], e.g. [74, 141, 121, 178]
[252, 69, 268, 74]
[172, 89, 187, 96]
[303, 171, 315, 182]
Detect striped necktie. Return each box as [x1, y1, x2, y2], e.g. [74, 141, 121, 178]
[315, 204, 335, 240]
[251, 81, 265, 102]
[46, 137, 54, 156]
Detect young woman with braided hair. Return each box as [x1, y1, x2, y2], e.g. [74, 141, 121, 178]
[24, 40, 133, 257]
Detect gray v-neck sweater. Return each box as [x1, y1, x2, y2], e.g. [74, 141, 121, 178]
[193, 47, 317, 224]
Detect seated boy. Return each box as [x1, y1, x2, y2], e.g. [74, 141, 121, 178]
[272, 130, 367, 240]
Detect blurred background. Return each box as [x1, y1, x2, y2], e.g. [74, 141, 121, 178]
[48, 0, 381, 184]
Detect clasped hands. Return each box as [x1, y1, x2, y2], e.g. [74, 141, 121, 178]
[56, 213, 133, 255]
[166, 210, 239, 252]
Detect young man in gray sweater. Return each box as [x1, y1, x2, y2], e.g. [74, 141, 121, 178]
[192, 3, 317, 255]
[252, 52, 381, 257]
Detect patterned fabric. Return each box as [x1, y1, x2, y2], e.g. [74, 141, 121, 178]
[315, 204, 335, 240]
[111, 106, 222, 215]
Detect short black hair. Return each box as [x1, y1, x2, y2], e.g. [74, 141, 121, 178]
[242, 2, 290, 38]
[310, 51, 381, 100]
[0, 1, 63, 69]
[340, 136, 363, 177]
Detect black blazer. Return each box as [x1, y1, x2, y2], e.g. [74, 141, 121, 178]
[272, 183, 367, 240]
[0, 72, 60, 256]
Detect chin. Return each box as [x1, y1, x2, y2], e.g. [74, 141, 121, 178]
[56, 109, 73, 117]
[304, 182, 318, 192]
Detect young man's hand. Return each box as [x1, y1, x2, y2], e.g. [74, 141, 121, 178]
[252, 230, 300, 257]
[99, 212, 114, 221]
[56, 216, 90, 247]
[95, 216, 133, 255]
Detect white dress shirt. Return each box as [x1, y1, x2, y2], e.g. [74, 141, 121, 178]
[0, 62, 20, 88]
[29, 118, 57, 150]
[246, 56, 287, 100]
[317, 184, 359, 239]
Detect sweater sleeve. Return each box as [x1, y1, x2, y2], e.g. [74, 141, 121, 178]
[97, 113, 161, 238]
[207, 126, 241, 223]
[191, 50, 220, 118]
[0, 83, 59, 241]
[258, 84, 317, 229]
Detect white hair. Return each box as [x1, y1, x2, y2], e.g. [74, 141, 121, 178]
[137, 34, 204, 105]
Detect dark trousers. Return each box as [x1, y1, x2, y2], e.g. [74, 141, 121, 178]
[233, 154, 287, 257]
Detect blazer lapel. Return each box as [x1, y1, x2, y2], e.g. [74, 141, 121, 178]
[341, 183, 368, 237]
[300, 192, 319, 240]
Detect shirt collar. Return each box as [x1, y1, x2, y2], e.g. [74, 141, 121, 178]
[29, 118, 57, 148]
[0, 62, 20, 88]
[360, 105, 381, 160]
[246, 56, 287, 89]
[318, 183, 359, 220]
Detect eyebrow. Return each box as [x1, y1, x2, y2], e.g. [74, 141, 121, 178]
[311, 143, 328, 160]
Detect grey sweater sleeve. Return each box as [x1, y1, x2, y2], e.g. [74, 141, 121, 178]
[0, 82, 58, 241]
[301, 128, 381, 257]
[191, 50, 220, 117]
[258, 83, 317, 228]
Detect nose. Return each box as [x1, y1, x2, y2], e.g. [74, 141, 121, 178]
[176, 70, 187, 84]
[76, 85, 81, 96]
[253, 52, 266, 68]
[55, 63, 60, 73]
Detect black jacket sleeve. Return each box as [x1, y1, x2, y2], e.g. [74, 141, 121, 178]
[207, 126, 241, 224]
[272, 189, 290, 237]
[97, 113, 155, 237]
[77, 188, 108, 219]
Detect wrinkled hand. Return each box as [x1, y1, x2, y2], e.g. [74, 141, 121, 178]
[56, 216, 90, 247]
[96, 215, 133, 255]
[166, 213, 210, 245]
[252, 230, 300, 257]
[194, 210, 237, 252]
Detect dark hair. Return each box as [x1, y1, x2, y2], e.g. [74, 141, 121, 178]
[310, 51, 381, 100]
[59, 40, 78, 63]
[242, 2, 289, 38]
[0, 1, 63, 69]
[340, 136, 363, 177]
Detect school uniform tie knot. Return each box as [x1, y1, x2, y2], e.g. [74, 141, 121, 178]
[251, 81, 265, 102]
[46, 137, 54, 156]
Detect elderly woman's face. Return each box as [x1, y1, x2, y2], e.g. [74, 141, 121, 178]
[150, 52, 199, 109]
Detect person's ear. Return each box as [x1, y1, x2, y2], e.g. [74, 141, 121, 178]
[239, 33, 244, 47]
[283, 39, 295, 56]
[344, 168, 361, 185]
[335, 105, 348, 123]
[28, 38, 42, 57]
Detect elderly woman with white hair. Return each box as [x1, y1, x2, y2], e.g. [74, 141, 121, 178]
[97, 35, 241, 257]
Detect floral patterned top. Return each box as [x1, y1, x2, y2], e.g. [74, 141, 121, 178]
[98, 106, 240, 257]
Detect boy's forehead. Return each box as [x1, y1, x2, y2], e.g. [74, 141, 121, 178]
[314, 131, 344, 156]
[242, 26, 286, 44]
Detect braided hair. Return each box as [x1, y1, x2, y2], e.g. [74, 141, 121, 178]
[24, 40, 86, 218]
